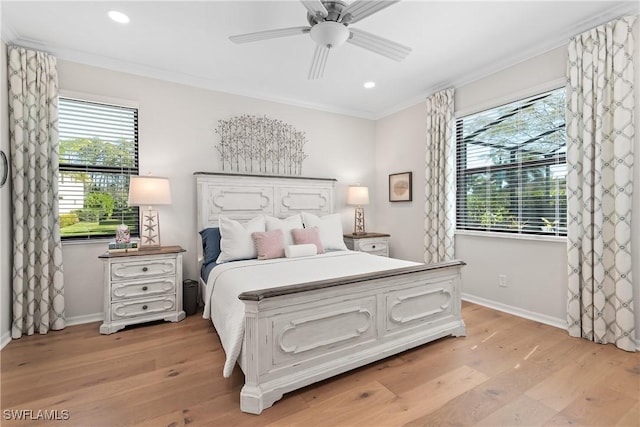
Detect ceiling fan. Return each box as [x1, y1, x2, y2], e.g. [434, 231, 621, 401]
[229, 0, 411, 80]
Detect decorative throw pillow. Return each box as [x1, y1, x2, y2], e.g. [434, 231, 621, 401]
[291, 227, 325, 254]
[265, 214, 303, 247]
[251, 229, 285, 260]
[284, 244, 318, 258]
[199, 227, 221, 266]
[216, 215, 266, 263]
[300, 212, 347, 251]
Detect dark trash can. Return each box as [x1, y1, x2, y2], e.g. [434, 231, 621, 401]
[183, 279, 198, 316]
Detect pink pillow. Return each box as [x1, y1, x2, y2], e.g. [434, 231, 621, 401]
[251, 229, 285, 260]
[291, 227, 325, 254]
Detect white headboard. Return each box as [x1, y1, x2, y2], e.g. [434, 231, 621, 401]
[195, 172, 336, 230]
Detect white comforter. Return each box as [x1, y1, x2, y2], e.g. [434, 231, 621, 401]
[203, 251, 419, 377]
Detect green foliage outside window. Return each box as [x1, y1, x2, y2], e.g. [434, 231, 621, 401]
[456, 88, 567, 236]
[58, 97, 138, 239]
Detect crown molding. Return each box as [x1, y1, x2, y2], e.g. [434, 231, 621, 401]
[0, 20, 18, 44]
[375, 4, 640, 120]
[5, 3, 637, 122]
[5, 34, 377, 120]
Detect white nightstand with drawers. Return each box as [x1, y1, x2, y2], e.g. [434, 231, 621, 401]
[343, 233, 391, 257]
[99, 245, 186, 334]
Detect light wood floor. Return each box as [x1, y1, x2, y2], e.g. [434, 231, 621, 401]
[1, 302, 638, 426]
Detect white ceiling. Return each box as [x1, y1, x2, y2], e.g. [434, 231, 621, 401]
[2, 1, 638, 119]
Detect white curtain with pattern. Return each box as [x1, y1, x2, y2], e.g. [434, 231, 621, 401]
[8, 46, 65, 339]
[566, 16, 636, 351]
[424, 88, 455, 264]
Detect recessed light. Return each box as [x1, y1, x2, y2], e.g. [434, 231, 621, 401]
[363, 81, 376, 89]
[108, 10, 130, 24]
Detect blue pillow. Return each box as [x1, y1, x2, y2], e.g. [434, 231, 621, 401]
[200, 227, 221, 266]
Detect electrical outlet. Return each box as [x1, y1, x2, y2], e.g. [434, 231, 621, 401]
[499, 274, 507, 287]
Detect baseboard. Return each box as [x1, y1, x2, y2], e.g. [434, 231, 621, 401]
[461, 293, 567, 330]
[65, 312, 103, 327]
[461, 295, 640, 351]
[1, 330, 11, 351]
[0, 313, 102, 350]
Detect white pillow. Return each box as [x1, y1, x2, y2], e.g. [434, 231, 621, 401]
[284, 244, 318, 258]
[265, 214, 303, 247]
[301, 212, 348, 251]
[216, 215, 266, 263]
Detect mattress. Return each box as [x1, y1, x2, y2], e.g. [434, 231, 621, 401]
[204, 251, 420, 377]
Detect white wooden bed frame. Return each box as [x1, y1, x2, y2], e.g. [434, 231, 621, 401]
[195, 172, 466, 414]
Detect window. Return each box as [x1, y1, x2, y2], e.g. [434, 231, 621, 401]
[58, 98, 139, 240]
[456, 88, 566, 236]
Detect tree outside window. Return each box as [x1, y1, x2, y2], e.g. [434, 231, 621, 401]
[456, 88, 567, 236]
[58, 98, 139, 239]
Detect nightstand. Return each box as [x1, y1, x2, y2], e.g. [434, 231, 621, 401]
[98, 245, 186, 334]
[343, 233, 390, 257]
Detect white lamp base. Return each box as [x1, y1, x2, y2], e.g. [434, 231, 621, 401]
[140, 209, 161, 246]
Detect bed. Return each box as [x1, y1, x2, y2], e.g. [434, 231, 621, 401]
[195, 172, 466, 414]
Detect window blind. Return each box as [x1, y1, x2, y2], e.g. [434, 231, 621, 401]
[456, 87, 567, 236]
[58, 98, 139, 240]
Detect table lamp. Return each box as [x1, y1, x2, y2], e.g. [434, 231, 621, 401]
[128, 175, 172, 247]
[347, 185, 369, 235]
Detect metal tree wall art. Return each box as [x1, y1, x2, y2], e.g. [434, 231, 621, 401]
[215, 115, 308, 175]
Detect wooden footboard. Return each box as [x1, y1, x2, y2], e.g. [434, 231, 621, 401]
[237, 260, 466, 414]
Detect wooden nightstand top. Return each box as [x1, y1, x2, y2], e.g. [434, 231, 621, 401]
[99, 245, 185, 259]
[343, 233, 390, 239]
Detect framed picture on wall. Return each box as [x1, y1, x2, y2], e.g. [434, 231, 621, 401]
[389, 172, 412, 202]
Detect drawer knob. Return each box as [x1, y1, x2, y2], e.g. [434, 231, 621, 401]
[142, 305, 148, 310]
[142, 286, 148, 291]
[372, 245, 376, 249]
[142, 267, 148, 272]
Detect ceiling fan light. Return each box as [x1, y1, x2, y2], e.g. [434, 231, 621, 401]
[310, 21, 350, 48]
[108, 10, 130, 24]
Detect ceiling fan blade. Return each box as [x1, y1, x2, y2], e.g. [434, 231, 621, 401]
[339, 0, 400, 24]
[229, 26, 311, 44]
[308, 45, 330, 80]
[347, 28, 411, 61]
[300, 0, 328, 19]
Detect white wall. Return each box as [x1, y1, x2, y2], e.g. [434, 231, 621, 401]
[1, 42, 12, 346]
[453, 46, 569, 327]
[375, 29, 640, 342]
[375, 102, 426, 262]
[56, 60, 376, 322]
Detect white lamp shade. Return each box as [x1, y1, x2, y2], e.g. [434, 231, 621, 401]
[347, 186, 370, 206]
[128, 176, 172, 206]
